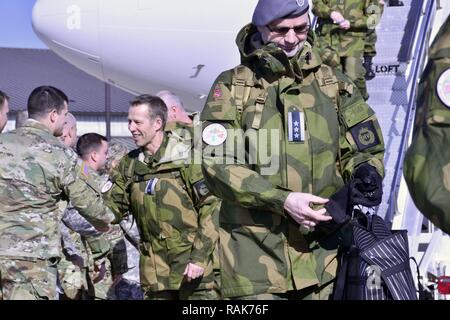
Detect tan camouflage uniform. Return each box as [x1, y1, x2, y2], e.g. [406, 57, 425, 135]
[200, 24, 385, 299]
[0, 119, 114, 300]
[404, 16, 450, 235]
[58, 219, 90, 299]
[104, 141, 144, 300]
[60, 172, 128, 300]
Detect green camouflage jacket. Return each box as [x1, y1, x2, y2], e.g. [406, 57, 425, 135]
[0, 119, 114, 260]
[404, 16, 450, 235]
[200, 24, 385, 298]
[313, 0, 382, 57]
[105, 126, 220, 292]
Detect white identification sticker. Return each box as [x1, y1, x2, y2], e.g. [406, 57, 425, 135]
[101, 180, 113, 193]
[437, 68, 450, 108]
[202, 124, 228, 146]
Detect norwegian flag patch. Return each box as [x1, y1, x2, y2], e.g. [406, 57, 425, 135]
[213, 84, 223, 99]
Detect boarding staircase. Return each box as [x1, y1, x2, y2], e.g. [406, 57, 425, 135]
[312, 0, 449, 299]
[364, 0, 449, 299]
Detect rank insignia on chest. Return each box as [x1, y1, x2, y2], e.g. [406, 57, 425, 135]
[145, 178, 159, 195]
[288, 111, 305, 143]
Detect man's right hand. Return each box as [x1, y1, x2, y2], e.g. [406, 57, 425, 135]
[284, 192, 332, 230]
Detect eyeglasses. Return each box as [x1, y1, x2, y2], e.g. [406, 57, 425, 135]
[267, 24, 310, 36]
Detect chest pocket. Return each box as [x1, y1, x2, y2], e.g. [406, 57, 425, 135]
[130, 167, 198, 244]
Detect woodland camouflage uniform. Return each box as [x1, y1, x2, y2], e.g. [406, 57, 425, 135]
[200, 23, 385, 299]
[404, 16, 450, 235]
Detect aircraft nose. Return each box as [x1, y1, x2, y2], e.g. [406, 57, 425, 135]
[32, 0, 104, 79]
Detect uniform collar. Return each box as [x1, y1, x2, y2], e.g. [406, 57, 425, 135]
[138, 134, 170, 165]
[236, 24, 323, 81]
[22, 119, 54, 135]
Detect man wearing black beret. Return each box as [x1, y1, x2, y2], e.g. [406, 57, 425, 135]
[200, 0, 385, 300]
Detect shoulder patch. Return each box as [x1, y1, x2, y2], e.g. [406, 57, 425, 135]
[437, 68, 450, 108]
[80, 162, 90, 178]
[145, 178, 159, 195]
[213, 84, 223, 99]
[202, 123, 227, 146]
[350, 120, 381, 151]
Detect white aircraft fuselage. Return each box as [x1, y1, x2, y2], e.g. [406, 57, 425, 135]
[32, 0, 259, 111]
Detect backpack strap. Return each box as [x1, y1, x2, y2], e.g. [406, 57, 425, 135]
[230, 64, 270, 129]
[231, 65, 254, 114]
[251, 92, 268, 129]
[123, 157, 137, 192]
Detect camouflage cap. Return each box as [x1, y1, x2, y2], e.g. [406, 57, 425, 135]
[252, 0, 309, 27]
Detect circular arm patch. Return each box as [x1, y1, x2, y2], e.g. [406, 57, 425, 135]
[202, 124, 228, 146]
[101, 180, 113, 193]
[437, 68, 450, 108]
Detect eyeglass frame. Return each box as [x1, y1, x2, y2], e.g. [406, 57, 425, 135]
[266, 23, 311, 37]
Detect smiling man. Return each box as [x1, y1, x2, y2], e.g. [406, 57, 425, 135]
[0, 86, 114, 300]
[104, 95, 220, 300]
[200, 0, 385, 300]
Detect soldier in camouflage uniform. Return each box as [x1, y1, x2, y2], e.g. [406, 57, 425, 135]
[158, 90, 222, 299]
[200, 0, 385, 300]
[313, 0, 384, 100]
[57, 114, 112, 300]
[0, 90, 10, 133]
[61, 133, 129, 300]
[60, 113, 77, 147]
[57, 112, 90, 300]
[104, 95, 220, 300]
[102, 140, 144, 300]
[62, 186, 124, 300]
[404, 15, 450, 235]
[363, 0, 385, 80]
[0, 86, 114, 300]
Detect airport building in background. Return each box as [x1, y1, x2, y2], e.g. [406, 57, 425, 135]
[0, 47, 135, 149]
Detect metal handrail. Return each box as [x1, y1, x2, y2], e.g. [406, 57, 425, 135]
[386, 0, 437, 225]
